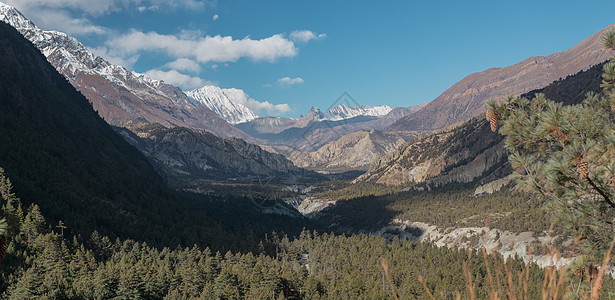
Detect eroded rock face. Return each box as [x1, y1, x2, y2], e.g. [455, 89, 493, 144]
[298, 197, 337, 217]
[474, 175, 515, 196]
[378, 220, 571, 268]
[358, 117, 506, 186]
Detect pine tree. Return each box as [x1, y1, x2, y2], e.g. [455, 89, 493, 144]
[0, 167, 22, 260]
[20, 204, 45, 245]
[487, 30, 615, 262]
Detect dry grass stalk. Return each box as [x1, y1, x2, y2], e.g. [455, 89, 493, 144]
[590, 235, 615, 300]
[417, 234, 613, 299]
[418, 274, 435, 300]
[482, 249, 498, 300]
[381, 257, 399, 300]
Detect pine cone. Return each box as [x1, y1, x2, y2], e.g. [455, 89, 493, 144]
[486, 109, 498, 132]
[578, 160, 589, 179]
[0, 236, 5, 260]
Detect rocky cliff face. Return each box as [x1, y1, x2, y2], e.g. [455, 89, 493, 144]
[358, 118, 507, 186]
[358, 61, 607, 186]
[388, 24, 615, 133]
[118, 123, 315, 187]
[378, 220, 570, 269]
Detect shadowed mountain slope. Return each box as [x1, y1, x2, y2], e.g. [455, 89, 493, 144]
[0, 20, 181, 242]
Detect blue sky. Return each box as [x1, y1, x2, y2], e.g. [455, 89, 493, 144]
[4, 0, 615, 118]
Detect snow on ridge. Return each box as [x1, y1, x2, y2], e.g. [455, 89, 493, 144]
[0, 2, 197, 110]
[0, 2, 35, 31]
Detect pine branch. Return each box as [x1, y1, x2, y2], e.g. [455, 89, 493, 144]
[587, 177, 615, 209]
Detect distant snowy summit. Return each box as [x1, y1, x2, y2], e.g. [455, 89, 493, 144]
[186, 84, 394, 125]
[186, 86, 258, 124]
[323, 104, 392, 121]
[305, 104, 392, 122]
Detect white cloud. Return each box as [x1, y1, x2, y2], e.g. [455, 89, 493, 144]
[178, 29, 204, 40]
[212, 14, 219, 21]
[4, 5, 109, 36]
[145, 0, 210, 11]
[250, 100, 291, 116]
[5, 0, 211, 15]
[4, 0, 115, 36]
[144, 69, 211, 90]
[290, 30, 326, 43]
[164, 58, 201, 73]
[224, 88, 291, 116]
[89, 46, 139, 69]
[4, 0, 117, 17]
[3, 0, 212, 35]
[105, 30, 298, 63]
[277, 77, 304, 86]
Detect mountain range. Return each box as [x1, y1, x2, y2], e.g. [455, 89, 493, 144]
[236, 105, 422, 152]
[2, 4, 615, 295]
[0, 19, 319, 257]
[0, 1, 423, 163]
[293, 24, 615, 173]
[2, 1, 614, 181]
[358, 61, 608, 186]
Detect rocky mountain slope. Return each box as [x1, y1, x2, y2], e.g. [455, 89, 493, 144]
[0, 2, 259, 143]
[388, 24, 615, 133]
[0, 20, 179, 240]
[117, 123, 318, 187]
[281, 105, 426, 172]
[289, 130, 416, 173]
[186, 86, 258, 124]
[358, 61, 607, 186]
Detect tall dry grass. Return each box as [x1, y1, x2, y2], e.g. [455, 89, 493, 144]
[383, 235, 615, 299]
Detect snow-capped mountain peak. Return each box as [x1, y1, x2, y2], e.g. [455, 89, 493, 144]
[324, 104, 392, 121]
[305, 106, 325, 121]
[0, 2, 197, 110]
[0, 2, 35, 31]
[186, 86, 258, 124]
